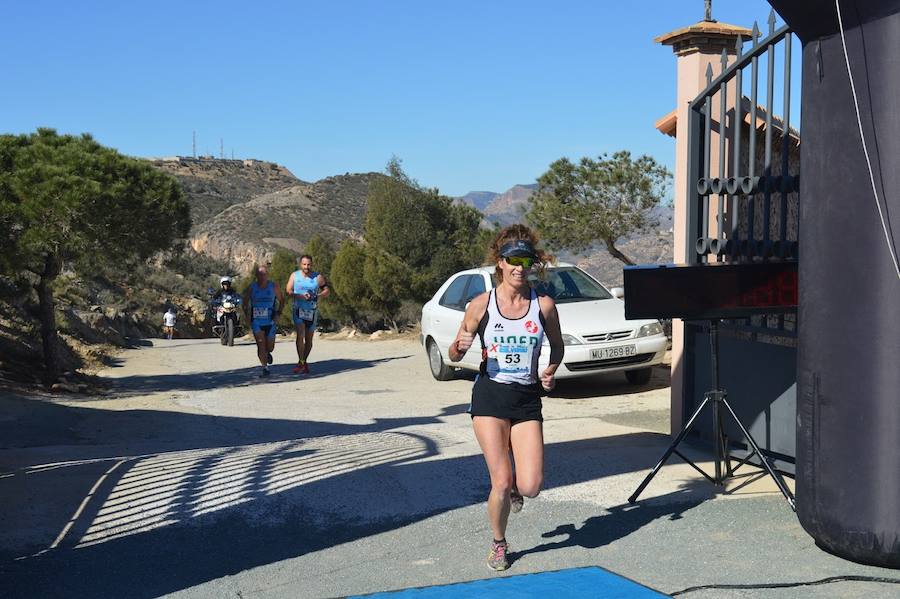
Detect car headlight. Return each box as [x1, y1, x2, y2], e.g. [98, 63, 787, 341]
[542, 334, 582, 346]
[637, 322, 663, 338]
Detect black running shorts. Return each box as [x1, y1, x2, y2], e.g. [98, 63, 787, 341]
[469, 375, 543, 423]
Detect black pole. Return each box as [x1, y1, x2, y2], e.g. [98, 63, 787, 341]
[709, 322, 722, 483]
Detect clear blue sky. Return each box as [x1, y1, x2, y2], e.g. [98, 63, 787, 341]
[2, 1, 785, 197]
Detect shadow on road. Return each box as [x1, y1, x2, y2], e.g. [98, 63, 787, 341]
[105, 355, 413, 396]
[509, 484, 708, 566]
[0, 391, 697, 599]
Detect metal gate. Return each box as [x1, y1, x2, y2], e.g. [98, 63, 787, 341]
[682, 11, 800, 470]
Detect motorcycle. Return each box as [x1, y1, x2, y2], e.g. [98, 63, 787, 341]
[208, 289, 243, 346]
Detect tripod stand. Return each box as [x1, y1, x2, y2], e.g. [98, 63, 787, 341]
[628, 320, 796, 510]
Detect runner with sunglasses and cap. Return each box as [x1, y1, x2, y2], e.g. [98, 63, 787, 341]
[448, 224, 564, 571]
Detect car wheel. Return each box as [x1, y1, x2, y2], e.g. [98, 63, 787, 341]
[427, 339, 455, 381]
[625, 367, 653, 385]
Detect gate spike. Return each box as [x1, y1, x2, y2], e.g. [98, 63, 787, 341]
[768, 9, 777, 33]
[735, 35, 743, 56]
[752, 21, 760, 47]
[706, 63, 714, 84]
[721, 47, 728, 72]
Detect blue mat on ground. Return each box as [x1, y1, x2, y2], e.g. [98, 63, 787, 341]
[349, 566, 668, 598]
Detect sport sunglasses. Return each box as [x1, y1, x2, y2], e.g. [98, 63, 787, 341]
[505, 256, 536, 269]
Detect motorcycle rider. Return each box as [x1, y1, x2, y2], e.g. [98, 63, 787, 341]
[212, 276, 237, 303]
[243, 265, 284, 377]
[209, 276, 242, 339]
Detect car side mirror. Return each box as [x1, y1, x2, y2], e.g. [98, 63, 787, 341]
[611, 287, 625, 299]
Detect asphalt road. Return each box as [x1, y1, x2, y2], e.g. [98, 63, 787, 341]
[1, 336, 898, 598]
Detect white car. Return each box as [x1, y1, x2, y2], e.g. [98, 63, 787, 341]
[420, 263, 668, 384]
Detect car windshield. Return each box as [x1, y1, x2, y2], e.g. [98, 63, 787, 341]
[529, 267, 613, 303]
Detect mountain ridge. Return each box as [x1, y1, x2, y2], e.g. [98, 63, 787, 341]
[150, 157, 301, 228]
[458, 191, 499, 211]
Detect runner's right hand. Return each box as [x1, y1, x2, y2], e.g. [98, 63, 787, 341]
[456, 330, 475, 352]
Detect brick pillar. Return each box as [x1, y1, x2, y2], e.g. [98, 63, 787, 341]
[655, 20, 750, 436]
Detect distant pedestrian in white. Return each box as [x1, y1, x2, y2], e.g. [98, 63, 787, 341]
[163, 308, 177, 340]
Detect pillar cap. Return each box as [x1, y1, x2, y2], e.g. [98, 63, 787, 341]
[655, 21, 753, 56]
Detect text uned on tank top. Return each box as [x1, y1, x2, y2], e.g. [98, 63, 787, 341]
[491, 335, 540, 346]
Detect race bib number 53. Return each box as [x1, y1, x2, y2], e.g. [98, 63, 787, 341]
[489, 344, 534, 374]
[252, 307, 270, 319]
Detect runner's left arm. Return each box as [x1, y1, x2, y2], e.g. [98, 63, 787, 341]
[274, 284, 285, 317]
[539, 296, 564, 390]
[317, 274, 330, 299]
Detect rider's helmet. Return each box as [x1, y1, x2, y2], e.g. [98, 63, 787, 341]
[220, 276, 233, 288]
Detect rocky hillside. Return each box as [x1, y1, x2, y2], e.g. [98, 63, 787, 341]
[569, 233, 673, 287]
[573, 204, 675, 286]
[190, 173, 383, 272]
[150, 157, 301, 227]
[0, 248, 231, 387]
[147, 158, 382, 273]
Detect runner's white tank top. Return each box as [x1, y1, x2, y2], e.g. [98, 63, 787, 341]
[480, 289, 544, 385]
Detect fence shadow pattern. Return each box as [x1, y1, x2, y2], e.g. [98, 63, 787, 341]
[56, 432, 429, 550]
